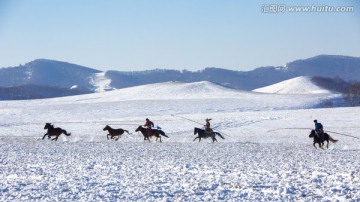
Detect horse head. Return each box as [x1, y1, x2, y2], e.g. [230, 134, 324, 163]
[44, 123, 52, 129]
[103, 125, 110, 131]
[194, 127, 199, 135]
[309, 129, 316, 138]
[135, 125, 143, 132]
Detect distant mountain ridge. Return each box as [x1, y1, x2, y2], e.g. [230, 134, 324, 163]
[0, 55, 359, 100]
[0, 59, 100, 88]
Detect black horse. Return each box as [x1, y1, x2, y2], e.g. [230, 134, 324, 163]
[193, 127, 225, 143]
[103, 125, 130, 141]
[43, 123, 71, 141]
[135, 126, 169, 142]
[309, 129, 338, 149]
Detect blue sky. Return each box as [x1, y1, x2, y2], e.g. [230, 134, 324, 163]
[0, 0, 359, 71]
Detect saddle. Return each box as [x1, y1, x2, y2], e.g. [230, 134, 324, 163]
[205, 128, 213, 134]
[146, 127, 160, 136]
[315, 129, 324, 136]
[315, 130, 325, 142]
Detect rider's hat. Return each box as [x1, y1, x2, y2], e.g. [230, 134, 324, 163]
[146, 118, 149, 121]
[313, 119, 317, 123]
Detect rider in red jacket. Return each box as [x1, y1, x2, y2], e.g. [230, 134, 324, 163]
[144, 118, 154, 137]
[144, 118, 154, 129]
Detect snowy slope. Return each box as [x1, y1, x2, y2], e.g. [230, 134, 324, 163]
[1, 81, 342, 110]
[253, 76, 333, 94]
[90, 72, 114, 92]
[0, 81, 358, 201]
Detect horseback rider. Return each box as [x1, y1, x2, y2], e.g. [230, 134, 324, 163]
[144, 118, 154, 129]
[144, 118, 154, 135]
[204, 118, 213, 134]
[314, 119, 324, 142]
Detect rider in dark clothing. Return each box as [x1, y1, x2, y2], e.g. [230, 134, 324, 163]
[314, 119, 324, 142]
[204, 118, 212, 133]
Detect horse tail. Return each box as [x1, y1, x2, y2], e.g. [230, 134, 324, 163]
[62, 130, 71, 136]
[329, 135, 338, 143]
[159, 130, 169, 138]
[124, 130, 130, 134]
[215, 132, 225, 139]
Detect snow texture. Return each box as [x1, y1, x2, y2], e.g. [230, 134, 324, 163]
[0, 81, 359, 201]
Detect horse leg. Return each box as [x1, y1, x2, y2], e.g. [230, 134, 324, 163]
[326, 140, 329, 148]
[313, 142, 317, 149]
[42, 134, 48, 140]
[107, 134, 110, 140]
[211, 133, 217, 143]
[193, 137, 198, 141]
[52, 135, 59, 141]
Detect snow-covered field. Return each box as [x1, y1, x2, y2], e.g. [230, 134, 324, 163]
[1, 82, 359, 201]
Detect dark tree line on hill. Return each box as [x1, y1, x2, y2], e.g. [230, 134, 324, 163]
[311, 76, 360, 106]
[0, 85, 91, 100]
[344, 83, 360, 106]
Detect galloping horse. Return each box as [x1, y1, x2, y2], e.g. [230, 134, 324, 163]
[103, 125, 130, 140]
[193, 127, 225, 143]
[43, 123, 71, 141]
[309, 129, 338, 149]
[135, 126, 169, 142]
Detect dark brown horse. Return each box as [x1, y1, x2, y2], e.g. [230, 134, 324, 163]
[135, 126, 169, 142]
[103, 125, 130, 141]
[43, 123, 71, 141]
[309, 129, 338, 149]
[193, 127, 225, 143]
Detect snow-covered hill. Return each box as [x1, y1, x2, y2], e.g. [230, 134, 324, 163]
[1, 81, 342, 110]
[97, 81, 243, 100]
[0, 59, 100, 89]
[253, 76, 333, 94]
